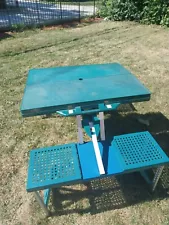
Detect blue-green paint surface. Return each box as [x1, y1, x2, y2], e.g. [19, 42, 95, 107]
[77, 132, 169, 180]
[27, 143, 82, 192]
[21, 63, 151, 117]
[26, 132, 169, 191]
[57, 103, 120, 117]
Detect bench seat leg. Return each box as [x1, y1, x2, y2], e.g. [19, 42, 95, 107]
[140, 166, 164, 192]
[34, 191, 50, 216]
[152, 166, 164, 192]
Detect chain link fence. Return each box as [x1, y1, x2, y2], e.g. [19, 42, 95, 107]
[0, 0, 97, 30]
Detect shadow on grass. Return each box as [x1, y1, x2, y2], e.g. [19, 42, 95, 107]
[50, 109, 169, 216]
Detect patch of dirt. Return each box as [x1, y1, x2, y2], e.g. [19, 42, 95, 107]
[0, 32, 13, 40]
[42, 17, 103, 30]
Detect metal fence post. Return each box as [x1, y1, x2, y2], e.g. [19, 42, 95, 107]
[60, 1, 63, 21]
[35, 0, 40, 24]
[93, 0, 96, 18]
[78, 0, 80, 22]
[6, 6, 12, 28]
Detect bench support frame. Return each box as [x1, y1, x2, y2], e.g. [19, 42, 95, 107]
[34, 190, 51, 216]
[30, 113, 167, 216]
[140, 166, 164, 192]
[34, 166, 165, 215]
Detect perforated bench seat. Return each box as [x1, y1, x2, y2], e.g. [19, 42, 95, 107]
[27, 131, 169, 192]
[77, 131, 169, 180]
[27, 143, 82, 192]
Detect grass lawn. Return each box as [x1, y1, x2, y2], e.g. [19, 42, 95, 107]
[0, 21, 169, 225]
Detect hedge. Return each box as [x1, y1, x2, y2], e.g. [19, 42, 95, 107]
[99, 0, 169, 27]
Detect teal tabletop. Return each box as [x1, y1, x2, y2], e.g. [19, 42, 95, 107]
[20, 63, 151, 117]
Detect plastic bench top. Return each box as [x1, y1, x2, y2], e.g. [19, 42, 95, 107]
[27, 132, 169, 192]
[27, 143, 82, 192]
[78, 131, 169, 180]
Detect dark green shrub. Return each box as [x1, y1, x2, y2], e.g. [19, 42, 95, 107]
[161, 7, 169, 26]
[99, 0, 169, 26]
[99, 0, 143, 21]
[142, 0, 168, 25]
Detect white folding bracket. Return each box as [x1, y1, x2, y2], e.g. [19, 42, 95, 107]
[89, 122, 105, 175]
[68, 109, 74, 114]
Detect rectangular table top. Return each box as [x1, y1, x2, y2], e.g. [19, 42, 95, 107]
[20, 63, 151, 117]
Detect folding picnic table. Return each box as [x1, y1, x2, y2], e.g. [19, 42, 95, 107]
[20, 63, 169, 215]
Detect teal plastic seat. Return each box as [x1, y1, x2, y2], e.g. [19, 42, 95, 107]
[77, 131, 169, 180]
[27, 143, 82, 192]
[27, 131, 169, 192]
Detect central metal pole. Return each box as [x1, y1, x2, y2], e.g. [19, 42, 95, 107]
[76, 115, 83, 144]
[99, 112, 105, 141]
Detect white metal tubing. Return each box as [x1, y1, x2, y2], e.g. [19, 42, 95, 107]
[68, 109, 73, 114]
[152, 166, 164, 192]
[99, 112, 105, 141]
[76, 115, 83, 144]
[89, 122, 105, 175]
[34, 191, 50, 216]
[106, 104, 112, 109]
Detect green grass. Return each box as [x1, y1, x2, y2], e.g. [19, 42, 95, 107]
[0, 21, 169, 225]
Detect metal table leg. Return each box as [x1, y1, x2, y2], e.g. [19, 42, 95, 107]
[76, 115, 84, 144]
[34, 191, 50, 216]
[152, 166, 164, 192]
[140, 166, 164, 192]
[99, 112, 105, 141]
